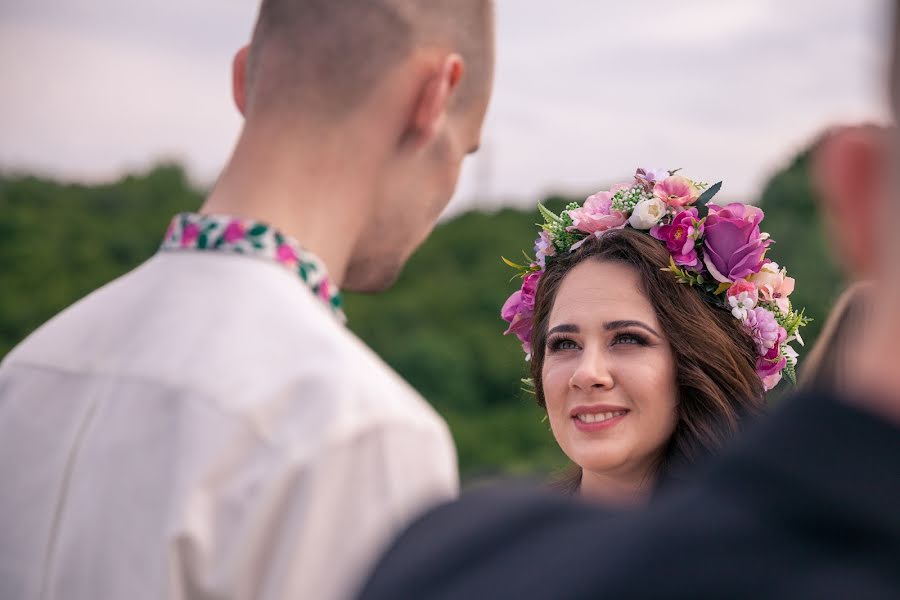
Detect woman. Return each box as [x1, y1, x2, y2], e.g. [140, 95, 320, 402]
[501, 168, 807, 505]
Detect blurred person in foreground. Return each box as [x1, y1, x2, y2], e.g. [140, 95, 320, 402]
[358, 20, 900, 600]
[0, 1, 494, 599]
[498, 169, 808, 504]
[798, 281, 872, 392]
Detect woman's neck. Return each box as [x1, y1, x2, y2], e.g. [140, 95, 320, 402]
[578, 467, 656, 507]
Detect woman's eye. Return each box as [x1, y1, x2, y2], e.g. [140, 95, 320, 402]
[548, 337, 579, 352]
[613, 333, 648, 346]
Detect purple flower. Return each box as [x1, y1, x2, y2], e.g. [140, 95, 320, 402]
[742, 307, 787, 390]
[702, 203, 771, 283]
[650, 208, 703, 269]
[756, 344, 787, 391]
[757, 334, 788, 390]
[567, 191, 627, 235]
[534, 231, 556, 268]
[501, 271, 542, 355]
[636, 167, 669, 184]
[742, 307, 784, 355]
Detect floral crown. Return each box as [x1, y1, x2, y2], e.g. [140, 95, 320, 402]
[501, 167, 809, 391]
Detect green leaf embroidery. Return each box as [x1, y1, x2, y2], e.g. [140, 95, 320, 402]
[248, 224, 268, 237]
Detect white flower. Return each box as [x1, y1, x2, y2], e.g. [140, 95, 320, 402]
[728, 292, 757, 322]
[628, 198, 667, 230]
[783, 343, 799, 365]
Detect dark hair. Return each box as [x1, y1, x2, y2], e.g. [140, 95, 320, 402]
[529, 229, 766, 493]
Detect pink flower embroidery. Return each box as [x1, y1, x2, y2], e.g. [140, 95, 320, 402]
[223, 220, 246, 243]
[318, 279, 331, 302]
[276, 244, 298, 266]
[181, 223, 200, 247]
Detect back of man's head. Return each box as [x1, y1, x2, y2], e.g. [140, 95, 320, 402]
[245, 0, 493, 122]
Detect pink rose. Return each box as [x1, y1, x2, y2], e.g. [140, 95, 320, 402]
[653, 176, 699, 207]
[702, 203, 771, 283]
[223, 220, 246, 243]
[276, 244, 298, 266]
[567, 191, 627, 235]
[650, 208, 703, 269]
[501, 271, 541, 354]
[727, 278, 758, 303]
[750, 262, 795, 313]
[181, 223, 200, 247]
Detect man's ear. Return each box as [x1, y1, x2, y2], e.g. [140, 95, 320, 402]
[813, 125, 887, 277]
[232, 45, 250, 116]
[405, 54, 465, 149]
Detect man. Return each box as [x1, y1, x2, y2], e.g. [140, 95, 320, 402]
[0, 1, 494, 599]
[358, 9, 900, 600]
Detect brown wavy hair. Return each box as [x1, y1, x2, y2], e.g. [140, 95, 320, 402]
[529, 229, 766, 493]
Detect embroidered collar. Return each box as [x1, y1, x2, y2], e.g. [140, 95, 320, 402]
[160, 213, 346, 323]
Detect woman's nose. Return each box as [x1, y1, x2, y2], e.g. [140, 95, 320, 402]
[568, 347, 614, 391]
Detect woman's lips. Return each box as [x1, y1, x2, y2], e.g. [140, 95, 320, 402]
[571, 408, 629, 432]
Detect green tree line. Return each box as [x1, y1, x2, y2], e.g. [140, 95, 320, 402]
[0, 147, 842, 478]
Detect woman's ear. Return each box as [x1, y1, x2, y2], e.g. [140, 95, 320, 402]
[232, 45, 250, 116]
[813, 125, 888, 277]
[404, 54, 465, 149]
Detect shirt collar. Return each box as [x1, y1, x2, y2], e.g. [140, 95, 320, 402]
[160, 213, 346, 323]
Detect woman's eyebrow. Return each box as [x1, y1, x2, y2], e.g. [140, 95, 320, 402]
[604, 320, 662, 338]
[547, 324, 579, 336]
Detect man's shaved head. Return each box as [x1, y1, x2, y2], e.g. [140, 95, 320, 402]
[245, 0, 493, 120]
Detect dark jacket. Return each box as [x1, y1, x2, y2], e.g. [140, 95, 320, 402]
[359, 392, 900, 599]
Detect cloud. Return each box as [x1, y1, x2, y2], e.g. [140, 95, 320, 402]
[0, 0, 890, 215]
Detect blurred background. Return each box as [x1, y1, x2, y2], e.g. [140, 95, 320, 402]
[0, 0, 892, 479]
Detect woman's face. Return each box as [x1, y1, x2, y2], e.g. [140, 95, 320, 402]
[542, 259, 679, 488]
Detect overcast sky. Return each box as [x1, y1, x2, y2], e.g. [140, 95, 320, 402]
[0, 0, 892, 216]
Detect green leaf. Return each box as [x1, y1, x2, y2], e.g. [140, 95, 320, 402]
[714, 282, 731, 296]
[247, 224, 268, 237]
[502, 256, 527, 270]
[197, 233, 208, 249]
[695, 181, 723, 208]
[783, 360, 797, 385]
[537, 203, 563, 225]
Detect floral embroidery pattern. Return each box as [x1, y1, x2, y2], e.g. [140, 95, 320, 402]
[161, 213, 346, 323]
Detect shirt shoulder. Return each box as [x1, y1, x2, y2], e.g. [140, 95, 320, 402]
[4, 252, 451, 448]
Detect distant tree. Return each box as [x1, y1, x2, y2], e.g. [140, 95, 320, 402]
[0, 147, 840, 479]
